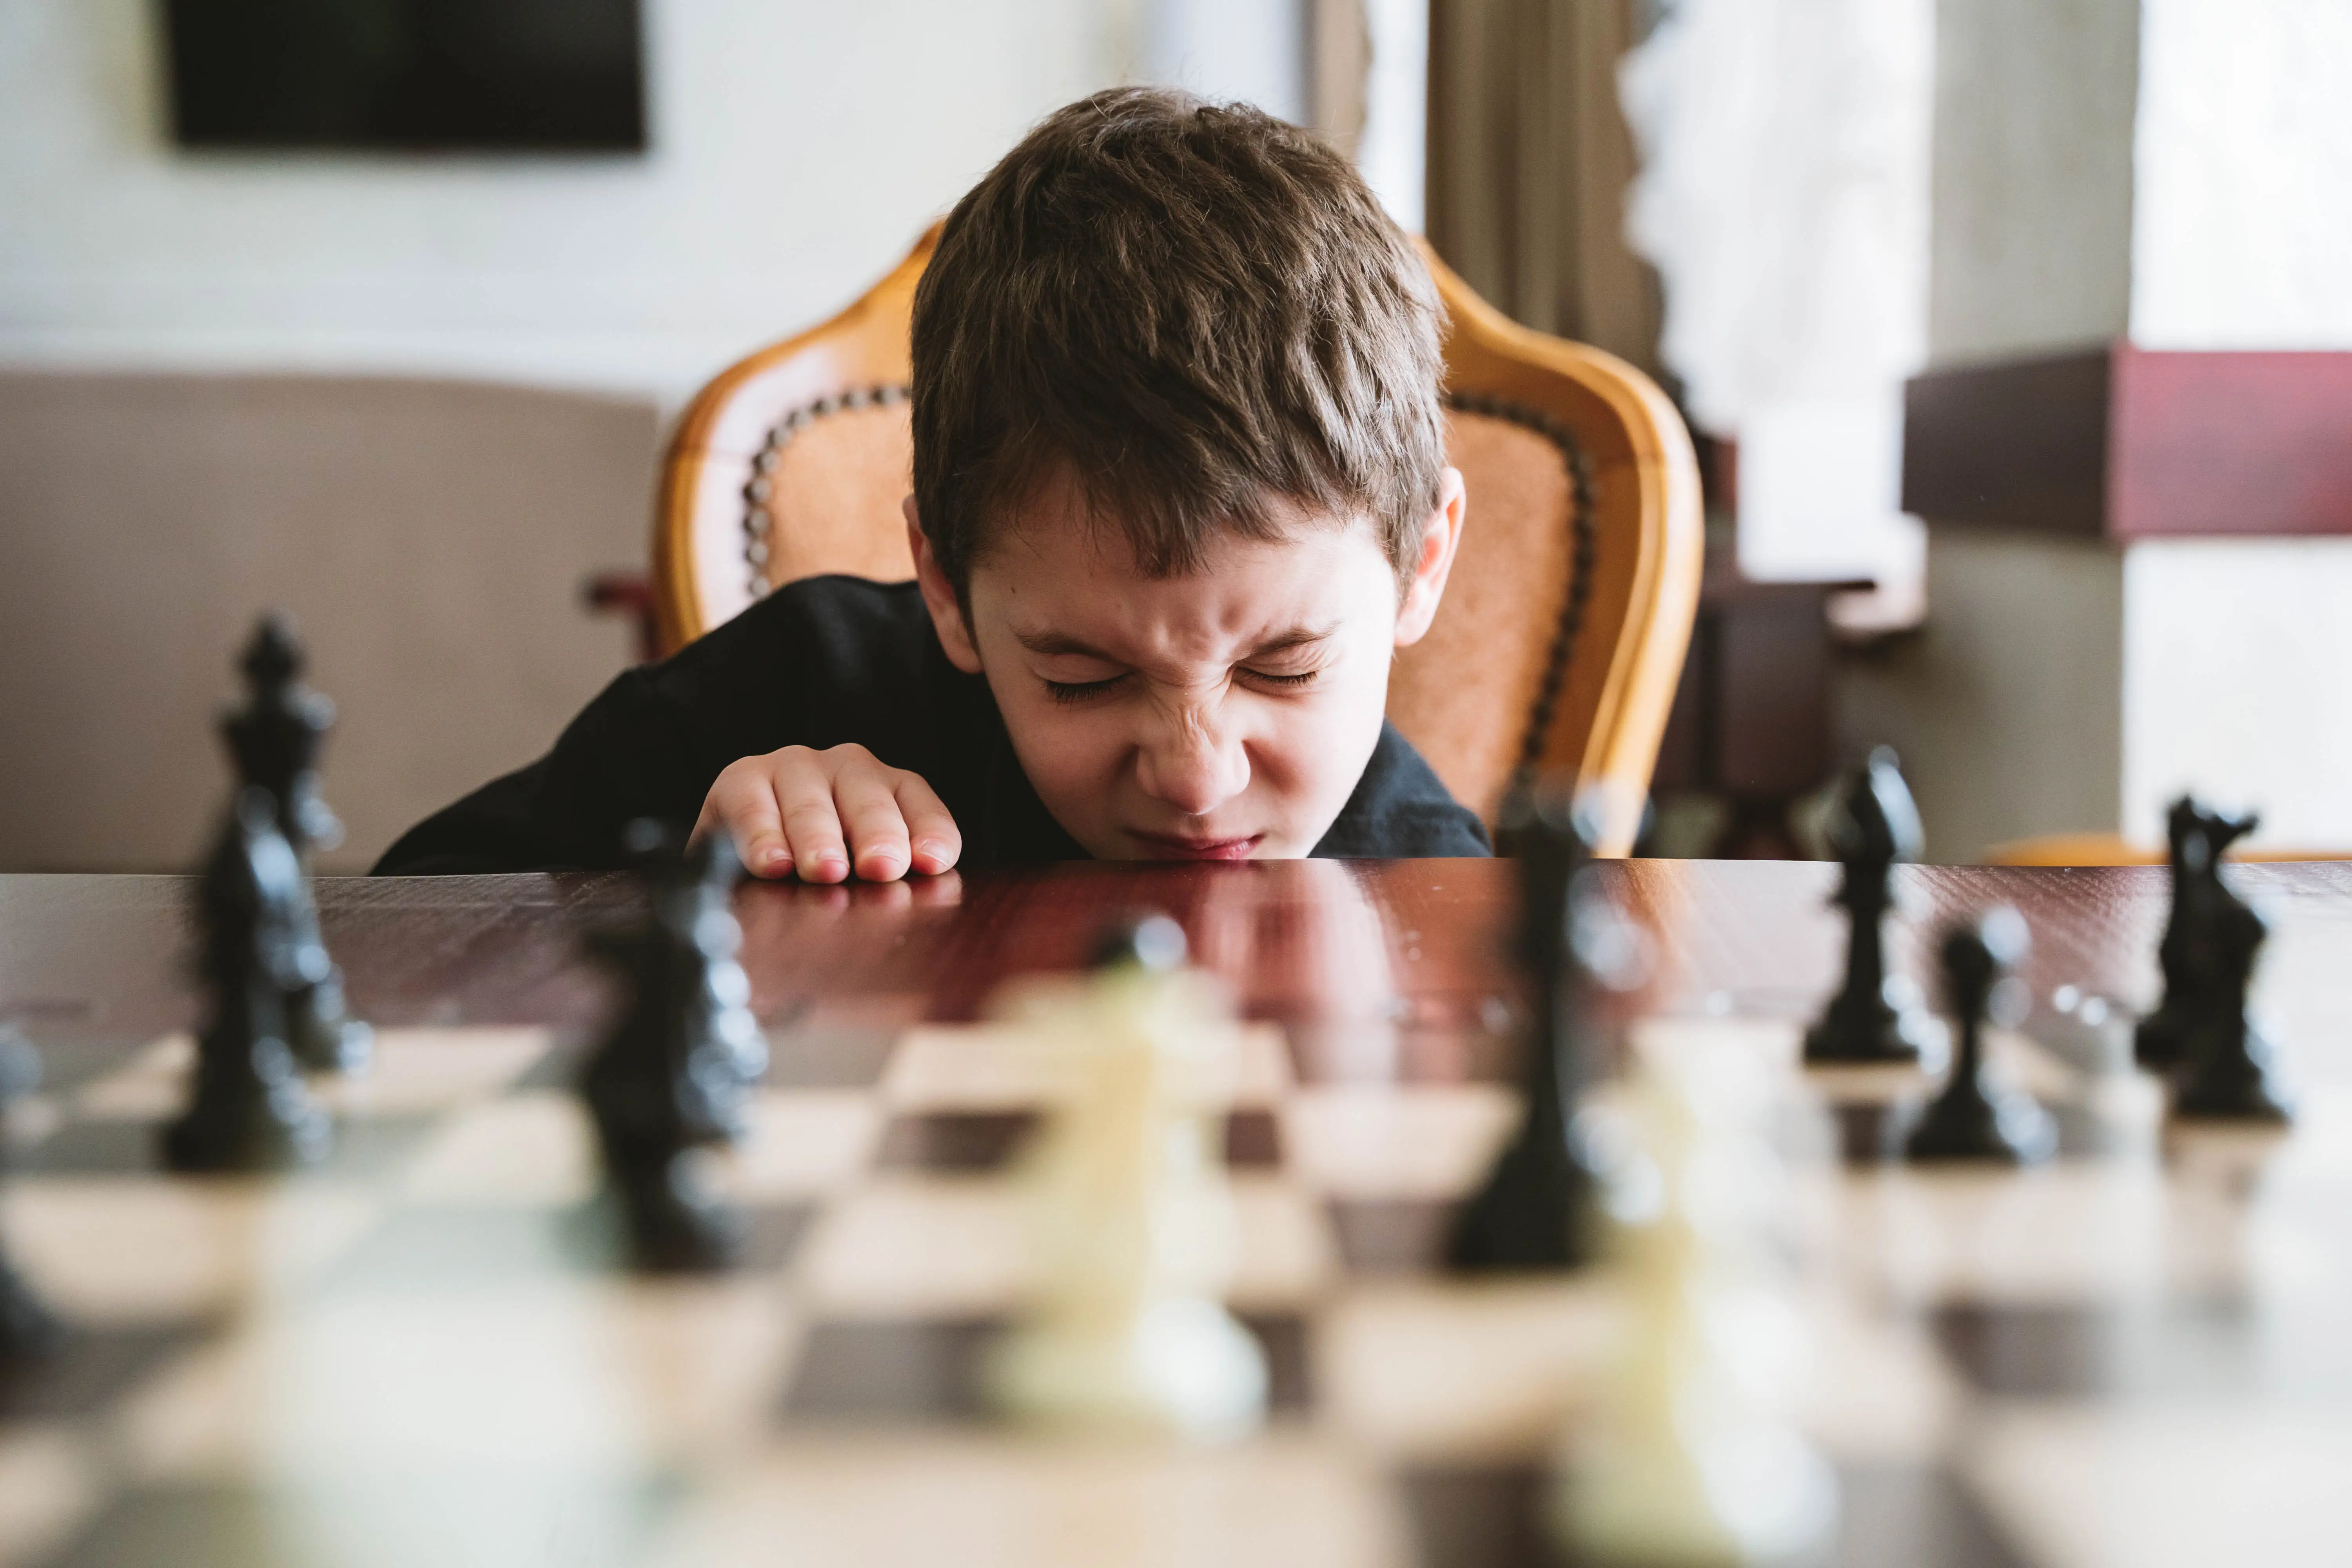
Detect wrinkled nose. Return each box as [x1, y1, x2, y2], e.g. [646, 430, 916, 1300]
[1134, 699, 1250, 817]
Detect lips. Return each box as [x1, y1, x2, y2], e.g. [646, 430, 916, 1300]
[1129, 831, 1263, 862]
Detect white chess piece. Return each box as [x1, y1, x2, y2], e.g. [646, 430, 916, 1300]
[1558, 1032, 1838, 1566]
[985, 937, 1268, 1441]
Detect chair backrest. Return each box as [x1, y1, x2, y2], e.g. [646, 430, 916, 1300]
[652, 230, 1701, 853]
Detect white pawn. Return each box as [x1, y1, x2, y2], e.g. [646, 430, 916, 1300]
[986, 917, 1267, 1442]
[1558, 1031, 1838, 1567]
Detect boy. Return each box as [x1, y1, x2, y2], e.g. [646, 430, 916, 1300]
[375, 88, 1488, 880]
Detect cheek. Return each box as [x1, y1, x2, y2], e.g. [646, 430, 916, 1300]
[1252, 654, 1392, 797]
[996, 697, 1127, 800]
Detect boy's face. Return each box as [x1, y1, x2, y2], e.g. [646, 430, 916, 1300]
[909, 468, 1465, 862]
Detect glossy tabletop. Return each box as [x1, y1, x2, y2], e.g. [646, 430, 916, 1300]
[7, 858, 2352, 1568]
[6, 858, 2350, 1051]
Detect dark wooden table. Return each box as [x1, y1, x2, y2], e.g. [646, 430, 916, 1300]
[8, 858, 2349, 1054]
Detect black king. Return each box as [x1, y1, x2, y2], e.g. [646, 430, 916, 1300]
[222, 615, 372, 1074]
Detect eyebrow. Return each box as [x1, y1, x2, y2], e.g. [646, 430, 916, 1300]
[1012, 623, 1339, 661]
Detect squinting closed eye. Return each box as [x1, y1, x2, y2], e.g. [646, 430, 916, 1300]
[1042, 673, 1129, 703]
[1042, 666, 1321, 704]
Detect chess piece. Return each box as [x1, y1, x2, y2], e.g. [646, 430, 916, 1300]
[1902, 908, 2056, 1163]
[683, 828, 769, 1095]
[1558, 1032, 1838, 1567]
[1804, 748, 1936, 1063]
[221, 614, 370, 1074]
[578, 821, 763, 1272]
[987, 913, 1268, 1440]
[0, 1026, 62, 1363]
[2136, 797, 2257, 1072]
[164, 788, 334, 1172]
[1448, 787, 1630, 1273]
[2169, 871, 2292, 1122]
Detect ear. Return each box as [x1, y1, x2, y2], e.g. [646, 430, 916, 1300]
[906, 496, 984, 673]
[1393, 466, 1466, 648]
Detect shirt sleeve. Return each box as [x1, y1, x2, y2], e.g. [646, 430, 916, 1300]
[371, 664, 708, 873]
[372, 575, 936, 875]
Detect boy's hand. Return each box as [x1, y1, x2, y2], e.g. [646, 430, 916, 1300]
[692, 744, 961, 882]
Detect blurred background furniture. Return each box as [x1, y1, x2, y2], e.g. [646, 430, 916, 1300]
[644, 229, 1702, 851]
[1985, 833, 2352, 868]
[1649, 557, 1876, 859]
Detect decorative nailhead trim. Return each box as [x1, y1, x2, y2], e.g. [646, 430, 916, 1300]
[736, 384, 1593, 784]
[741, 383, 913, 602]
[1444, 391, 1599, 788]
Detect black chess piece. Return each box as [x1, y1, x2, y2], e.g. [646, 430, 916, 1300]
[2168, 866, 2293, 1122]
[683, 828, 769, 1096]
[1805, 748, 1936, 1063]
[579, 821, 764, 1272]
[1901, 908, 2056, 1164]
[0, 1026, 62, 1363]
[164, 789, 333, 1172]
[2133, 799, 2203, 1071]
[2135, 797, 2258, 1072]
[1448, 788, 1628, 1272]
[222, 614, 370, 1075]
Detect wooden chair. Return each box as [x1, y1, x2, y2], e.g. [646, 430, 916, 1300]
[651, 229, 1702, 854]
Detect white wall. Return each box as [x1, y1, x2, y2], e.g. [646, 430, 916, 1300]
[1143, 0, 1307, 125]
[1925, 0, 2140, 363]
[2122, 541, 2352, 848]
[0, 0, 1123, 408]
[1357, 0, 1428, 232]
[2131, 0, 2352, 351]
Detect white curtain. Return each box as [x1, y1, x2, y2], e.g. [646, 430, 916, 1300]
[1617, 0, 1933, 600]
[1617, 0, 1932, 434]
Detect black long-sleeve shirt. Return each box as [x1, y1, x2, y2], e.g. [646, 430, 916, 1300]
[374, 575, 1490, 875]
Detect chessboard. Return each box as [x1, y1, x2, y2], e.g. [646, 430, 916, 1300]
[5, 994, 2346, 1568]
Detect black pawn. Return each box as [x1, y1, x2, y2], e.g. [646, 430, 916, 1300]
[1902, 908, 2055, 1164]
[223, 614, 370, 1074]
[1448, 789, 1613, 1272]
[165, 789, 333, 1172]
[0, 1027, 62, 1363]
[2170, 877, 2292, 1122]
[1806, 748, 1936, 1063]
[579, 822, 762, 1272]
[2136, 798, 2256, 1073]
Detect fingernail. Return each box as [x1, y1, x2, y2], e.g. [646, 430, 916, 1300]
[915, 838, 947, 866]
[813, 855, 847, 880]
[761, 848, 791, 872]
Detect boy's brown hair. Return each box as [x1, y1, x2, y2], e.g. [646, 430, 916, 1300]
[910, 87, 1447, 599]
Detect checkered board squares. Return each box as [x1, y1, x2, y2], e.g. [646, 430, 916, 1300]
[2, 1011, 2348, 1568]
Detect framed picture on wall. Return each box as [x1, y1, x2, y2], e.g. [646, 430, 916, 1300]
[163, 0, 647, 152]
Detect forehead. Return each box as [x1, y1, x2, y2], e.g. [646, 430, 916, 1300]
[968, 479, 1395, 652]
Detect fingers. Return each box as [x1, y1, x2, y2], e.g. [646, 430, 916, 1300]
[694, 746, 962, 886]
[893, 772, 963, 875]
[776, 768, 853, 883]
[701, 762, 794, 879]
[824, 763, 904, 881]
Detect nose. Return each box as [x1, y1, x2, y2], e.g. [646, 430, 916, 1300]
[1134, 696, 1250, 817]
